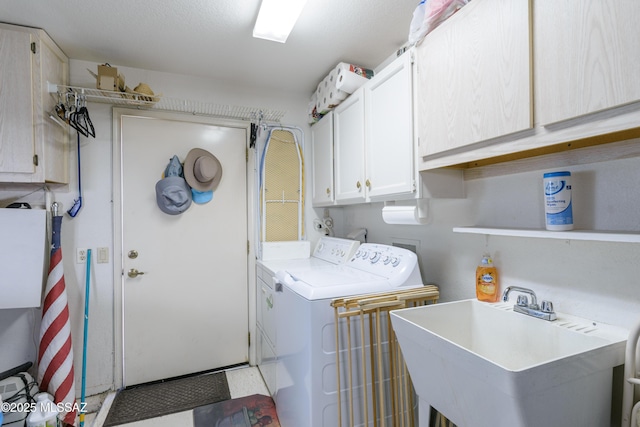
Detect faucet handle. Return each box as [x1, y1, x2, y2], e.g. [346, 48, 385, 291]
[541, 300, 554, 313]
[516, 295, 529, 307]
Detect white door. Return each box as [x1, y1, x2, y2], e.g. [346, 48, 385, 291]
[117, 112, 249, 386]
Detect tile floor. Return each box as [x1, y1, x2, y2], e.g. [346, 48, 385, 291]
[87, 366, 270, 427]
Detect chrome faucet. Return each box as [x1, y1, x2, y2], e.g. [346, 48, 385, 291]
[502, 286, 557, 321]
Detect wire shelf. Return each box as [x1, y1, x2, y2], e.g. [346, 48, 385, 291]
[48, 83, 287, 122]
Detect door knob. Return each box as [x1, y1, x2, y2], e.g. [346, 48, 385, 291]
[128, 268, 145, 278]
[128, 250, 138, 259]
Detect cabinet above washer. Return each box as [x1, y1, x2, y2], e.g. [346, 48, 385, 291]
[334, 53, 416, 205]
[311, 50, 464, 208]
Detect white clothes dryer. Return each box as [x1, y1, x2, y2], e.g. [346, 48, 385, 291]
[256, 237, 360, 397]
[269, 237, 424, 427]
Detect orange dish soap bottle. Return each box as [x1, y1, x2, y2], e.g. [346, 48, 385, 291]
[476, 253, 499, 302]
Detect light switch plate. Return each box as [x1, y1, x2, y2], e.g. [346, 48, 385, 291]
[97, 247, 109, 264]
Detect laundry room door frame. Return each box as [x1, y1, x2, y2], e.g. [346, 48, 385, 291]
[111, 107, 257, 388]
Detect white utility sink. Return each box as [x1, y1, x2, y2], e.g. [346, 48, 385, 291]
[390, 299, 627, 427]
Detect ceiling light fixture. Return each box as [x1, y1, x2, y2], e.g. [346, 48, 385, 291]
[253, 0, 308, 43]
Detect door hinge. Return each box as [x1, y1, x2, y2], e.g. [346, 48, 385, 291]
[30, 42, 36, 54]
[248, 332, 251, 347]
[33, 155, 39, 166]
[246, 148, 249, 162]
[247, 240, 250, 254]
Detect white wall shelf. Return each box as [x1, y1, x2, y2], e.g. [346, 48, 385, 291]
[453, 226, 640, 243]
[48, 83, 287, 122]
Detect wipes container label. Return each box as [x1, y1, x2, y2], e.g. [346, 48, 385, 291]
[544, 171, 573, 229]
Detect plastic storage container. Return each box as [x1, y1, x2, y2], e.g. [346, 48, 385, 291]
[26, 393, 58, 427]
[476, 253, 499, 302]
[543, 171, 573, 231]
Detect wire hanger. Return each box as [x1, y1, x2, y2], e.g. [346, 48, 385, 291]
[68, 93, 95, 138]
[50, 89, 96, 138]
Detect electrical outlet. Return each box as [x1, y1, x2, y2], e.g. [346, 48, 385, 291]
[76, 248, 88, 264]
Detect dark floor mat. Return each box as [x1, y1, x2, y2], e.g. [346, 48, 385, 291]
[193, 394, 279, 427]
[103, 372, 230, 426]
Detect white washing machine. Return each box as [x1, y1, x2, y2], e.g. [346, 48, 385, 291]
[266, 237, 424, 427]
[256, 237, 360, 398]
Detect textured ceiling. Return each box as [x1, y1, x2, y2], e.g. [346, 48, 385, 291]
[0, 0, 418, 95]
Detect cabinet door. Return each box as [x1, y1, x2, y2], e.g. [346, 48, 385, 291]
[365, 53, 414, 199]
[535, 0, 640, 125]
[334, 89, 366, 203]
[38, 31, 69, 184]
[417, 0, 532, 157]
[0, 28, 36, 174]
[311, 112, 335, 206]
[0, 25, 69, 184]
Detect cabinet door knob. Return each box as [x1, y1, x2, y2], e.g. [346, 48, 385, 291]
[365, 179, 371, 188]
[326, 187, 331, 195]
[356, 181, 361, 190]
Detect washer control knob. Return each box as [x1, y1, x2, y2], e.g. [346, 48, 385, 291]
[391, 257, 400, 267]
[370, 252, 381, 263]
[383, 256, 391, 265]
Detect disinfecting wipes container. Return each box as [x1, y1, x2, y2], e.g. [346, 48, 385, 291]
[543, 171, 573, 231]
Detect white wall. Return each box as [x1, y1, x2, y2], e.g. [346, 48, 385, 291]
[0, 60, 311, 396]
[334, 153, 640, 329]
[3, 57, 639, 400]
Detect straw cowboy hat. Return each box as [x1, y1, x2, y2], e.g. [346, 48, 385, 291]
[183, 148, 223, 192]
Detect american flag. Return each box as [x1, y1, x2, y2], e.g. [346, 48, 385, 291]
[38, 215, 77, 426]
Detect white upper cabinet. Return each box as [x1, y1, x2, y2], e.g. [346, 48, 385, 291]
[312, 50, 464, 206]
[334, 52, 417, 204]
[535, 0, 640, 125]
[334, 88, 366, 203]
[416, 0, 532, 157]
[312, 52, 418, 206]
[311, 111, 335, 206]
[0, 24, 69, 185]
[365, 52, 415, 200]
